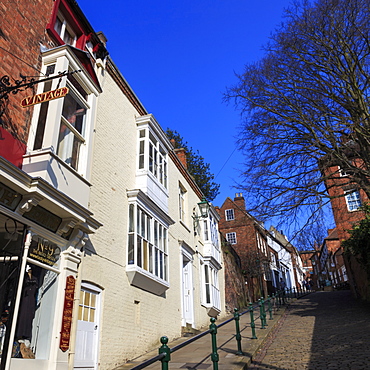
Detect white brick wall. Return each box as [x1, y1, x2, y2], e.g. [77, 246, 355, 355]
[82, 65, 226, 369]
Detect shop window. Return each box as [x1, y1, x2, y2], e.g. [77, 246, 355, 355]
[9, 236, 60, 361]
[0, 216, 25, 366]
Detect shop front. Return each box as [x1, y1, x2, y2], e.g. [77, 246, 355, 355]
[0, 159, 100, 370]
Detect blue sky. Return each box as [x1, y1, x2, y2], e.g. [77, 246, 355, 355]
[78, 0, 293, 208]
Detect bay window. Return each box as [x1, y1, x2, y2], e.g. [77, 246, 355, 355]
[127, 204, 168, 282]
[137, 127, 168, 189]
[201, 261, 221, 314]
[57, 79, 88, 170]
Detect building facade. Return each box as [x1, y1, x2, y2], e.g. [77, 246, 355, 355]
[78, 57, 225, 368]
[217, 194, 271, 302]
[1, 1, 226, 369]
[0, 0, 107, 369]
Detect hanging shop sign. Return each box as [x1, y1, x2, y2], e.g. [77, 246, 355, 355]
[0, 182, 22, 210]
[60, 275, 76, 352]
[28, 236, 61, 266]
[20, 87, 69, 108]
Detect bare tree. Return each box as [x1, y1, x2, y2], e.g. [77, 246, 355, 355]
[225, 0, 370, 234]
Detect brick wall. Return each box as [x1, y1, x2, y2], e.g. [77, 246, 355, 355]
[0, 0, 54, 147]
[217, 195, 268, 302]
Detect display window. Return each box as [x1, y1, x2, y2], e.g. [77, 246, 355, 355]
[12, 236, 60, 361]
[0, 217, 62, 368]
[0, 215, 25, 369]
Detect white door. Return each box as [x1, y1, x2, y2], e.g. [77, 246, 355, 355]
[182, 255, 194, 326]
[74, 284, 101, 370]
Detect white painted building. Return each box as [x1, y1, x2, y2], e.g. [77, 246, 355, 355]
[77, 57, 226, 369]
[267, 227, 297, 290]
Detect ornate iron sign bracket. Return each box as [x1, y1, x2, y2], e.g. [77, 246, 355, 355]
[0, 70, 81, 101]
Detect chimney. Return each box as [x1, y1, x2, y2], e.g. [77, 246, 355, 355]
[174, 148, 187, 169]
[97, 31, 108, 47]
[234, 192, 245, 210]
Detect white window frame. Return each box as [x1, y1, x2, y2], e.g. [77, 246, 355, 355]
[226, 232, 237, 245]
[201, 260, 221, 312]
[179, 184, 186, 222]
[345, 189, 362, 212]
[127, 203, 168, 282]
[137, 128, 168, 189]
[56, 80, 89, 171]
[54, 12, 77, 46]
[27, 47, 99, 179]
[225, 209, 235, 221]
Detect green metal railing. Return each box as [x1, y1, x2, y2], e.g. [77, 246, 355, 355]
[129, 287, 310, 370]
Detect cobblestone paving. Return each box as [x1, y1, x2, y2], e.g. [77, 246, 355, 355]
[250, 290, 370, 370]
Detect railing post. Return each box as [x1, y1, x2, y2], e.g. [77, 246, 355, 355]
[210, 317, 219, 370]
[259, 298, 266, 329]
[233, 308, 243, 355]
[159, 336, 171, 370]
[262, 297, 267, 327]
[267, 295, 273, 320]
[249, 302, 257, 339]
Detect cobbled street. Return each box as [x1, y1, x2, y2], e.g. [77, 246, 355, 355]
[250, 290, 370, 370]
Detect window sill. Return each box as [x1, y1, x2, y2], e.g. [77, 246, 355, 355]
[126, 265, 169, 295]
[22, 148, 92, 207]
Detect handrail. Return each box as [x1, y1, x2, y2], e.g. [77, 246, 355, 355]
[128, 287, 310, 369]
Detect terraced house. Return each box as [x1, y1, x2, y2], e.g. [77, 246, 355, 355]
[0, 1, 226, 369]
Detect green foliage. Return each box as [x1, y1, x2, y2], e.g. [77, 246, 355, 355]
[166, 129, 220, 201]
[342, 203, 370, 278]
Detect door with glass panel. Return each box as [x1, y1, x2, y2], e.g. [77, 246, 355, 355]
[74, 284, 101, 369]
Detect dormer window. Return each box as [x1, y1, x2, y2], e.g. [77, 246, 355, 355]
[54, 12, 77, 46]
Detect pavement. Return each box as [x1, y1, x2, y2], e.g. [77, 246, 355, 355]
[114, 293, 300, 370]
[249, 290, 370, 370]
[114, 290, 370, 370]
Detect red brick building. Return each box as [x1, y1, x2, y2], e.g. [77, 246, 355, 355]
[217, 194, 270, 302]
[0, 1, 106, 369]
[323, 161, 369, 299]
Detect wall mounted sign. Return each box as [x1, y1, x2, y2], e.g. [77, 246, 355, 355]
[0, 182, 22, 211]
[23, 205, 62, 232]
[20, 87, 69, 108]
[28, 236, 61, 267]
[60, 275, 76, 352]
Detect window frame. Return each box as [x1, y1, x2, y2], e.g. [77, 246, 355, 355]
[179, 183, 186, 222]
[201, 260, 221, 312]
[226, 232, 237, 245]
[345, 189, 362, 212]
[137, 127, 168, 189]
[46, 0, 86, 49]
[56, 78, 89, 171]
[127, 203, 168, 283]
[225, 209, 235, 221]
